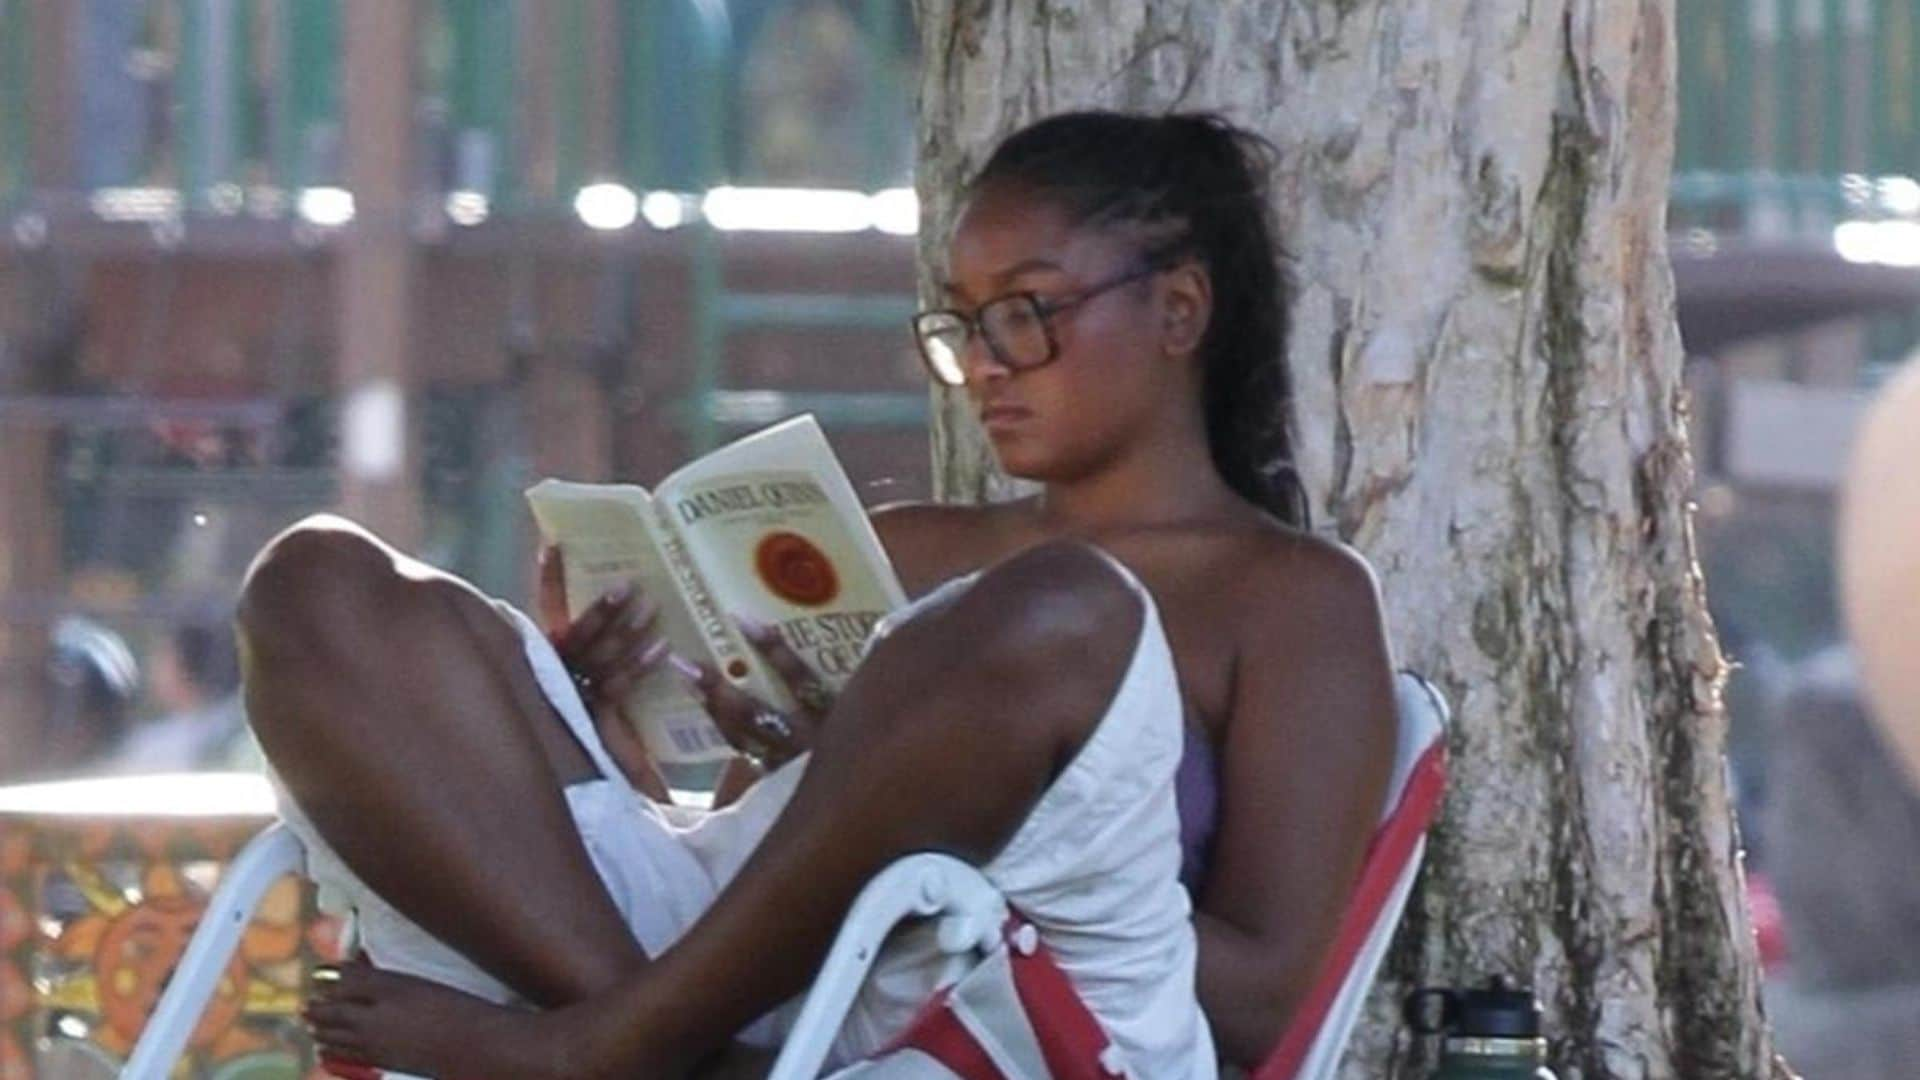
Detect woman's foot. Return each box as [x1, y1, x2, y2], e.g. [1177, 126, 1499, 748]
[304, 961, 585, 1080]
[305, 959, 768, 1080]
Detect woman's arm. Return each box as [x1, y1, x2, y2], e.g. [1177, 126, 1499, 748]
[1196, 540, 1398, 1066]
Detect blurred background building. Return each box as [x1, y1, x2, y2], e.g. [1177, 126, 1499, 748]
[1675, 4, 1920, 1073]
[0, 0, 926, 782]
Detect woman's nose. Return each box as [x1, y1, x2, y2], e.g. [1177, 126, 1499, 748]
[960, 329, 1010, 386]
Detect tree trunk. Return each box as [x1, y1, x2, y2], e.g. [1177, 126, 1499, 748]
[912, 2, 1788, 1076]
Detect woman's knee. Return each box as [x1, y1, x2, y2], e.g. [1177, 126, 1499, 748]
[966, 541, 1143, 659]
[869, 541, 1143, 726]
[237, 515, 411, 650]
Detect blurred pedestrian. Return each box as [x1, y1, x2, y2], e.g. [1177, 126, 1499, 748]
[101, 616, 250, 773]
[37, 615, 141, 777]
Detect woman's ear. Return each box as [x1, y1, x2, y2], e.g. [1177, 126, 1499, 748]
[1160, 262, 1212, 359]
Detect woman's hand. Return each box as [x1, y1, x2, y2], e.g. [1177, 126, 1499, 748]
[689, 616, 836, 775]
[538, 546, 674, 799]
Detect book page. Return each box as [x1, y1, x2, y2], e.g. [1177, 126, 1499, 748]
[659, 416, 907, 708]
[524, 480, 734, 765]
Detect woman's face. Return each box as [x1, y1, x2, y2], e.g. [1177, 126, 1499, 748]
[939, 183, 1194, 483]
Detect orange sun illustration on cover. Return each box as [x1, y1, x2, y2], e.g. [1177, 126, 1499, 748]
[754, 532, 840, 607]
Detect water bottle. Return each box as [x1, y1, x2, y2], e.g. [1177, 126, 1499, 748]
[1402, 976, 1557, 1079]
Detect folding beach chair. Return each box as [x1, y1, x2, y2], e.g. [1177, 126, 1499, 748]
[768, 671, 1450, 1079]
[123, 674, 1447, 1079]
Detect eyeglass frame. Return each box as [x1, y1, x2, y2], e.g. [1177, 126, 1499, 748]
[910, 260, 1171, 387]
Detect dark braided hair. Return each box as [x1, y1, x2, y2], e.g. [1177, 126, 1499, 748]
[966, 111, 1309, 530]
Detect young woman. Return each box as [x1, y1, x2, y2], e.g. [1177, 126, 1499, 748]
[260, 111, 1395, 1077]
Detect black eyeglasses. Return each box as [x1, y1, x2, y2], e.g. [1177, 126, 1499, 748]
[911, 263, 1165, 387]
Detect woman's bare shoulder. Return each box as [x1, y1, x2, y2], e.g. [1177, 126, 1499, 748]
[1219, 523, 1396, 802]
[1233, 524, 1388, 646]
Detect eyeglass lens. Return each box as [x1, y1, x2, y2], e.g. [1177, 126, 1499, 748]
[916, 295, 1052, 387]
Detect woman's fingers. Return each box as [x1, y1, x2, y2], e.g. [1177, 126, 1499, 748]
[310, 1010, 360, 1032]
[581, 598, 660, 677]
[594, 637, 673, 702]
[540, 548, 659, 681]
[310, 963, 373, 1005]
[558, 588, 668, 703]
[317, 1050, 377, 1080]
[691, 662, 764, 751]
[556, 582, 633, 659]
[536, 545, 571, 641]
[306, 997, 374, 1072]
[735, 615, 834, 720]
[689, 661, 812, 766]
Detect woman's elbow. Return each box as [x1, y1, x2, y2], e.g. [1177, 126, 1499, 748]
[1206, 950, 1317, 1067]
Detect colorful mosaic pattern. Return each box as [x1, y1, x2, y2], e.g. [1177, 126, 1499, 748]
[1, 803, 343, 1079]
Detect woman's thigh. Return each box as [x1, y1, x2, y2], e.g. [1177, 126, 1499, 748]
[238, 515, 647, 1005]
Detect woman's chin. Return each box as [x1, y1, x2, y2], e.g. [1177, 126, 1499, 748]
[991, 450, 1062, 487]
[985, 438, 1045, 480]
[984, 427, 1088, 485]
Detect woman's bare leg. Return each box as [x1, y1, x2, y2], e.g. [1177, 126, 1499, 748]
[239, 515, 646, 1006]
[307, 541, 1148, 1079]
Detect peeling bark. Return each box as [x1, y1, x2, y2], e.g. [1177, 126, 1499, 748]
[913, 1, 1788, 1076]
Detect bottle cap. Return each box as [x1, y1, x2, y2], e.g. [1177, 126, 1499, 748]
[1451, 976, 1542, 1038]
[1403, 975, 1543, 1039]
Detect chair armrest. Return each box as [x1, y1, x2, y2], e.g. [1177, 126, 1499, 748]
[768, 853, 1006, 1080]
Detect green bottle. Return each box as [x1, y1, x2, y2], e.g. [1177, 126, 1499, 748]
[1403, 976, 1557, 1080]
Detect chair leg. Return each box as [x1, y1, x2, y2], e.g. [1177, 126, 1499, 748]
[121, 823, 309, 1080]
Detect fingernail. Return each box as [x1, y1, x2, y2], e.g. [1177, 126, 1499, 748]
[312, 965, 341, 984]
[629, 599, 656, 629]
[666, 652, 703, 683]
[734, 613, 776, 640]
[604, 584, 633, 605]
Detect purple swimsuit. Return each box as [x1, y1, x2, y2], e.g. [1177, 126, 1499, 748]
[1174, 726, 1221, 892]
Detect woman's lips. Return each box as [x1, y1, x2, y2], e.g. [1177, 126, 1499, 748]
[978, 403, 1031, 428]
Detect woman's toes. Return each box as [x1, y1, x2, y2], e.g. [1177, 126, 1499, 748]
[314, 1030, 368, 1061]
[332, 961, 381, 1000]
[318, 1051, 379, 1080]
[304, 998, 349, 1026]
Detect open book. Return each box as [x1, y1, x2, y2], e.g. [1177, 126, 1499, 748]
[526, 416, 907, 766]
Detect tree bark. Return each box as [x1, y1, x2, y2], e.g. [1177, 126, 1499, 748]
[912, 2, 1788, 1076]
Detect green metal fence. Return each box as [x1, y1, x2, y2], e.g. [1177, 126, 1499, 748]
[276, 0, 342, 193]
[1675, 0, 1920, 231]
[0, 0, 911, 209]
[4, 0, 927, 463]
[18, 1, 1894, 225]
[0, 0, 30, 207]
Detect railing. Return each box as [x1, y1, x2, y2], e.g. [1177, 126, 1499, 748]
[18, 3, 1915, 233]
[0, 0, 913, 212]
[0, 0, 30, 208]
[1674, 1, 1920, 370]
[1674, 0, 1920, 235]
